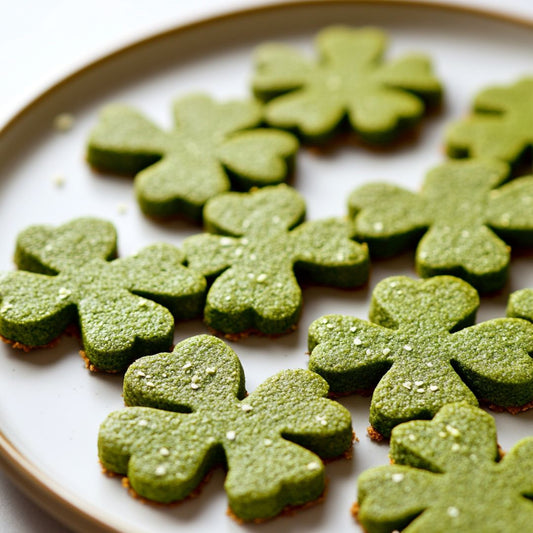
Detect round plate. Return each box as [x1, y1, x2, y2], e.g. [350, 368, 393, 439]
[1, 1, 532, 532]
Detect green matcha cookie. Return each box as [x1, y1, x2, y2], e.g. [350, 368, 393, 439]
[356, 403, 533, 532]
[183, 184, 369, 335]
[98, 334, 353, 520]
[446, 78, 533, 170]
[508, 288, 533, 323]
[349, 158, 533, 293]
[252, 26, 442, 143]
[308, 275, 533, 437]
[87, 93, 298, 220]
[0, 217, 206, 372]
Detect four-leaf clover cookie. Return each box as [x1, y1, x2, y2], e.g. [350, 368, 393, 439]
[183, 184, 369, 335]
[446, 78, 533, 170]
[98, 334, 353, 521]
[0, 218, 206, 372]
[252, 26, 442, 143]
[87, 93, 298, 220]
[349, 158, 533, 293]
[308, 275, 533, 437]
[356, 403, 533, 532]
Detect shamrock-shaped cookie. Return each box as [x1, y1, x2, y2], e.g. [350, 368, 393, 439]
[349, 158, 533, 293]
[446, 78, 533, 170]
[0, 218, 206, 372]
[98, 335, 353, 520]
[308, 275, 533, 437]
[183, 184, 369, 335]
[356, 403, 533, 532]
[252, 26, 442, 143]
[87, 93, 298, 220]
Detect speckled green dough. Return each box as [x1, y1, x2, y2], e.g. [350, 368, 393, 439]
[357, 403, 533, 532]
[349, 158, 533, 293]
[446, 78, 533, 170]
[507, 288, 533, 322]
[98, 335, 353, 520]
[308, 275, 533, 437]
[252, 26, 442, 143]
[183, 184, 369, 335]
[87, 94, 298, 220]
[0, 218, 206, 371]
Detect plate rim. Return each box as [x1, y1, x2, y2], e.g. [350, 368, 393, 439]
[0, 1, 532, 532]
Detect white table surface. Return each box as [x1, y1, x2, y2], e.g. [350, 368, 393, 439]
[1, 0, 532, 531]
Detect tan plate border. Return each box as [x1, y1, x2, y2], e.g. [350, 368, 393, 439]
[0, 1, 532, 531]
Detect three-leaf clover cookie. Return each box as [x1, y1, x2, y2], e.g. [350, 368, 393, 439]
[183, 184, 369, 335]
[308, 275, 533, 437]
[87, 93, 298, 220]
[356, 403, 533, 532]
[0, 218, 206, 372]
[446, 78, 533, 170]
[98, 334, 353, 520]
[349, 158, 533, 293]
[252, 26, 442, 143]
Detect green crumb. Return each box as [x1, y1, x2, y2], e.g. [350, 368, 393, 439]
[446, 77, 533, 171]
[357, 403, 533, 532]
[183, 184, 369, 335]
[0, 217, 206, 372]
[252, 25, 442, 143]
[98, 334, 353, 520]
[86, 93, 298, 220]
[349, 158, 533, 293]
[308, 275, 533, 437]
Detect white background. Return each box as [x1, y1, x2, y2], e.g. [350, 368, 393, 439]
[1, 1, 533, 531]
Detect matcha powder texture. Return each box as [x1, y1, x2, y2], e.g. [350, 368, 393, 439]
[357, 403, 533, 532]
[0, 217, 206, 371]
[309, 275, 533, 437]
[98, 335, 353, 520]
[183, 184, 369, 335]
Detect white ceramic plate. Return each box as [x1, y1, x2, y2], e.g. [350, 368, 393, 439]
[1, 2, 532, 532]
